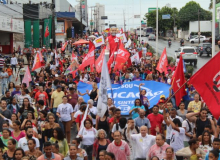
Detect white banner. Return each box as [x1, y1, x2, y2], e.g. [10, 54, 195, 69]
[93, 36, 105, 47]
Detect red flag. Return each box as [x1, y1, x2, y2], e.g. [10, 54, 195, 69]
[22, 67, 32, 87]
[61, 41, 68, 51]
[95, 47, 106, 73]
[189, 51, 220, 119]
[172, 55, 186, 106]
[114, 43, 130, 71]
[107, 45, 118, 71]
[44, 26, 49, 38]
[59, 59, 63, 72]
[138, 50, 142, 58]
[78, 42, 95, 70]
[127, 58, 132, 67]
[156, 48, 168, 74]
[88, 40, 93, 51]
[108, 35, 119, 57]
[32, 53, 42, 71]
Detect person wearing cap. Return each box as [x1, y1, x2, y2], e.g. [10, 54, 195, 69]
[66, 87, 78, 110]
[50, 85, 65, 120]
[157, 99, 165, 114]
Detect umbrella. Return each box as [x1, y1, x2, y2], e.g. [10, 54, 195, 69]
[89, 35, 96, 39]
[73, 39, 89, 45]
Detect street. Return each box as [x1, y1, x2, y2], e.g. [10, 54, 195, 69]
[142, 37, 214, 73]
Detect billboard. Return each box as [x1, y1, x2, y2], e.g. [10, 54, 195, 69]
[55, 22, 65, 33]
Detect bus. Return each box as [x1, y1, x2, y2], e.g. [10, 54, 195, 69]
[145, 27, 154, 36]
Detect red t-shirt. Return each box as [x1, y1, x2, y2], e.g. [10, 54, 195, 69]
[109, 117, 120, 124]
[147, 113, 163, 135]
[75, 114, 89, 127]
[35, 91, 48, 105]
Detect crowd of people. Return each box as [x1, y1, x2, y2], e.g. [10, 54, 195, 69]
[0, 30, 219, 160]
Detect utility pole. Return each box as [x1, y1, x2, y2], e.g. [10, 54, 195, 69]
[123, 10, 126, 32]
[173, 14, 176, 40]
[51, 0, 56, 49]
[212, 0, 216, 57]
[80, 0, 83, 37]
[94, 7, 97, 31]
[198, 9, 200, 44]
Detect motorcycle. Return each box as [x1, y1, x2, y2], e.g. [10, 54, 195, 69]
[180, 41, 184, 46]
[168, 40, 171, 47]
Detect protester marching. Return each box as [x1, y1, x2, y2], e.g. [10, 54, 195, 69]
[0, 26, 219, 160]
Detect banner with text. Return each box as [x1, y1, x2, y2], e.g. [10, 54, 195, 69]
[77, 81, 170, 115]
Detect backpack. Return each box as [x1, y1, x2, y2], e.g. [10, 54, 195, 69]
[123, 126, 140, 142]
[185, 119, 192, 133]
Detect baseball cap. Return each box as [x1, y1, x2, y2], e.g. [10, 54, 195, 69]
[157, 99, 165, 104]
[160, 95, 166, 99]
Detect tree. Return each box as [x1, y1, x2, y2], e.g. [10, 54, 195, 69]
[145, 7, 178, 34]
[178, 1, 212, 30]
[209, 0, 220, 9]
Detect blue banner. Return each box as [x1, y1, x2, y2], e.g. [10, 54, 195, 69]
[71, 27, 75, 38]
[77, 81, 170, 115]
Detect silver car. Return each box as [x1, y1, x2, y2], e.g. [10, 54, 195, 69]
[175, 46, 198, 67]
[148, 34, 156, 41]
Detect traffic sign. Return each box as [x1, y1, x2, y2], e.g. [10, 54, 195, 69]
[162, 14, 171, 19]
[148, 8, 160, 13]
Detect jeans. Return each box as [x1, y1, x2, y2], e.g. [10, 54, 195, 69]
[1, 83, 7, 95]
[20, 75, 24, 84]
[11, 65, 16, 73]
[52, 108, 64, 133]
[8, 75, 12, 83]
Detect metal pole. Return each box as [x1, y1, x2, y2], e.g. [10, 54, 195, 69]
[91, 7, 93, 32]
[173, 14, 176, 40]
[212, 0, 216, 57]
[198, 9, 200, 44]
[80, 0, 83, 37]
[52, 0, 55, 49]
[140, 0, 142, 42]
[156, 0, 158, 57]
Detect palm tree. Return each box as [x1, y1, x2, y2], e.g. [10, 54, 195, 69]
[209, 0, 220, 9]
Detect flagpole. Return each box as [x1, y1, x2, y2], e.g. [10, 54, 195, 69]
[212, 0, 216, 57]
[164, 79, 190, 106]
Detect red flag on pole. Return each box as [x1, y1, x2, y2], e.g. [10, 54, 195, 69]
[189, 52, 220, 119]
[44, 26, 49, 38]
[32, 53, 42, 71]
[95, 47, 106, 73]
[172, 55, 186, 106]
[114, 43, 130, 71]
[78, 42, 95, 70]
[156, 48, 168, 74]
[22, 67, 32, 87]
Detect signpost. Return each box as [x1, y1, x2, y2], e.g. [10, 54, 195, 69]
[162, 14, 171, 19]
[148, 8, 160, 13]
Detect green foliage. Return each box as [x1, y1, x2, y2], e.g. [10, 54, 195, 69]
[191, 32, 212, 37]
[209, 0, 220, 9]
[178, 1, 212, 30]
[145, 7, 178, 33]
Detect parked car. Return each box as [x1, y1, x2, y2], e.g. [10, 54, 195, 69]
[195, 43, 212, 56]
[148, 34, 156, 41]
[189, 36, 207, 43]
[175, 46, 198, 67]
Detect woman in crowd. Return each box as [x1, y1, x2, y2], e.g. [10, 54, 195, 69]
[96, 111, 110, 137]
[8, 82, 15, 94]
[112, 76, 121, 84]
[176, 138, 206, 160]
[49, 127, 69, 157]
[78, 119, 97, 160]
[104, 152, 116, 160]
[199, 131, 213, 153]
[25, 138, 42, 159]
[161, 147, 175, 160]
[21, 112, 37, 130]
[177, 102, 187, 120]
[2, 138, 16, 159]
[44, 113, 60, 142]
[93, 129, 111, 160]
[64, 145, 83, 160]
[71, 138, 88, 160]
[129, 98, 145, 119]
[17, 98, 34, 122]
[0, 128, 13, 146]
[13, 148, 25, 160]
[86, 82, 99, 102]
[7, 98, 20, 114]
[11, 120, 25, 141]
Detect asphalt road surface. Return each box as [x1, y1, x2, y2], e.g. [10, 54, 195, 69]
[141, 37, 214, 73]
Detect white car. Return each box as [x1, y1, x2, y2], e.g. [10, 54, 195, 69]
[189, 36, 207, 43]
[175, 46, 198, 67]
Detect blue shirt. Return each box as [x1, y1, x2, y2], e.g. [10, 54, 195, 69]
[205, 151, 220, 160]
[131, 105, 145, 119]
[134, 116, 151, 128]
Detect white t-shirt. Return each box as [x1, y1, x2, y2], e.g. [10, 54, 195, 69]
[112, 124, 128, 133]
[170, 127, 185, 152]
[163, 116, 183, 139]
[18, 137, 40, 151]
[89, 106, 97, 125]
[182, 119, 195, 141]
[57, 103, 74, 122]
[78, 127, 97, 145]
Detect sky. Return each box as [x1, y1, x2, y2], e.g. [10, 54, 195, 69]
[67, 0, 211, 29]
